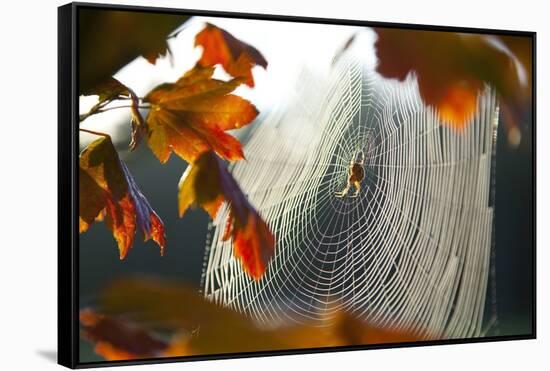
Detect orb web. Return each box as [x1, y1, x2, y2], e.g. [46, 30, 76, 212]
[201, 57, 499, 340]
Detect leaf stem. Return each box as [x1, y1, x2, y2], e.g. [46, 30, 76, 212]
[116, 96, 147, 101]
[79, 128, 111, 138]
[97, 104, 151, 113]
[79, 103, 151, 122]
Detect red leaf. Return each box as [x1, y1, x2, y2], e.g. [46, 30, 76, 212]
[195, 23, 267, 87]
[178, 151, 275, 279]
[79, 136, 166, 259]
[80, 308, 167, 361]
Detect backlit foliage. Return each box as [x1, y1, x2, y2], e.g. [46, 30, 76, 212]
[79, 24, 271, 269]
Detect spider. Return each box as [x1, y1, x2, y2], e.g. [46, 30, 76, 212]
[335, 151, 365, 198]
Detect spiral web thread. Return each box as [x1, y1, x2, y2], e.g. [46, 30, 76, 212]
[202, 57, 499, 340]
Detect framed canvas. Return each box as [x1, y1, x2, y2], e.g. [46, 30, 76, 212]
[58, 2, 536, 368]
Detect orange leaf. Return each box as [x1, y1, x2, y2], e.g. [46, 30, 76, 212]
[195, 23, 268, 87]
[143, 65, 258, 163]
[438, 81, 479, 131]
[98, 277, 423, 359]
[79, 136, 166, 259]
[233, 213, 276, 279]
[80, 308, 167, 361]
[374, 28, 531, 131]
[178, 151, 275, 279]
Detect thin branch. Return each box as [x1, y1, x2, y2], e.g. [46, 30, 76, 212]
[115, 96, 147, 101]
[79, 128, 110, 138]
[79, 103, 150, 122]
[79, 100, 105, 122]
[97, 104, 151, 113]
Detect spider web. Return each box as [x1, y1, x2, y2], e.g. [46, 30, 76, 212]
[201, 57, 499, 340]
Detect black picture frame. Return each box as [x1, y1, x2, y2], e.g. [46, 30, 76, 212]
[58, 2, 536, 368]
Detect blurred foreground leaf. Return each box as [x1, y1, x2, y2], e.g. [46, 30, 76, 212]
[80, 277, 422, 360]
[80, 308, 168, 361]
[79, 9, 188, 92]
[372, 28, 531, 136]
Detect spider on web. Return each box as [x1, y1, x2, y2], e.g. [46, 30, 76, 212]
[335, 150, 365, 198]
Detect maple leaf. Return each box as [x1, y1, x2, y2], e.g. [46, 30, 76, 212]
[178, 151, 275, 279]
[195, 23, 268, 87]
[143, 65, 258, 164]
[373, 28, 531, 131]
[79, 136, 166, 259]
[80, 308, 168, 361]
[81, 77, 146, 150]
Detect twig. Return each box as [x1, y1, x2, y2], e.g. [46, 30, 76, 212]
[79, 103, 150, 122]
[97, 104, 151, 113]
[79, 128, 110, 138]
